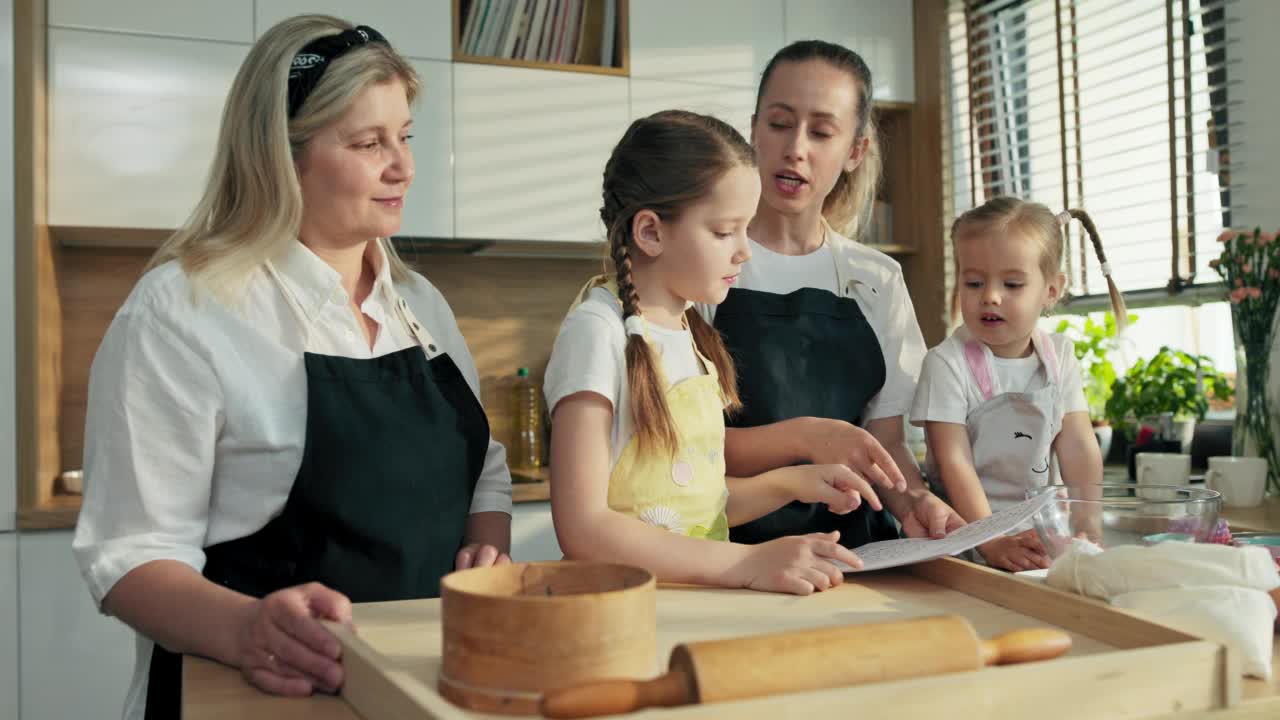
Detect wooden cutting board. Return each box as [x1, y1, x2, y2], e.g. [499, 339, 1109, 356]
[184, 558, 1278, 719]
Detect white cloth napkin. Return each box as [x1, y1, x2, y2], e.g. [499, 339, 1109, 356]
[1110, 586, 1277, 679]
[1046, 541, 1279, 679]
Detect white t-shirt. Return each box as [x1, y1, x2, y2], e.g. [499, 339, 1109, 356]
[735, 237, 840, 295]
[544, 286, 706, 471]
[909, 325, 1088, 428]
[697, 232, 927, 423]
[72, 239, 512, 720]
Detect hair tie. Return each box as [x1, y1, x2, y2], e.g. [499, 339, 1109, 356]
[288, 25, 389, 117]
[1056, 211, 1072, 227]
[1100, 261, 1113, 277]
[623, 315, 646, 337]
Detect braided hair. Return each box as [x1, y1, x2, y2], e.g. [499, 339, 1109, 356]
[599, 110, 753, 456]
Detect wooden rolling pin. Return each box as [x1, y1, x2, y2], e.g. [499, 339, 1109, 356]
[540, 615, 1071, 718]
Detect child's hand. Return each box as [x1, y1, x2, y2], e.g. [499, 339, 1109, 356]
[786, 464, 883, 514]
[733, 531, 863, 595]
[978, 530, 1050, 572]
[1070, 504, 1105, 545]
[896, 489, 967, 539]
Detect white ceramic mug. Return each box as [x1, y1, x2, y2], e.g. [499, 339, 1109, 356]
[1136, 452, 1190, 500]
[1205, 456, 1267, 508]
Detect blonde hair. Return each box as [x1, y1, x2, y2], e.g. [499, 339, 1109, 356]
[950, 196, 1127, 327]
[601, 111, 750, 457]
[755, 40, 881, 239]
[146, 15, 422, 302]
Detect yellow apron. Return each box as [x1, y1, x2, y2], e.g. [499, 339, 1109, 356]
[571, 277, 730, 541]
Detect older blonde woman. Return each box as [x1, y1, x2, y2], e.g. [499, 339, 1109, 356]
[71, 15, 512, 718]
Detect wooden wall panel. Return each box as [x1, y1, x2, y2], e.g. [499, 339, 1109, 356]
[901, 0, 949, 347]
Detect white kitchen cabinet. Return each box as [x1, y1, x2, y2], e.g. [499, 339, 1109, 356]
[510, 501, 562, 562]
[453, 64, 628, 243]
[1, 533, 18, 720]
[255, 0, 452, 61]
[19, 530, 135, 720]
[399, 59, 454, 239]
[629, 0, 785, 89]
[47, 29, 246, 230]
[783, 0, 915, 103]
[1, 0, 15, 532]
[50, 0, 253, 43]
[629, 79, 756, 145]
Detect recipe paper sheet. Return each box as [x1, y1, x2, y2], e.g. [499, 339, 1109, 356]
[839, 488, 1059, 572]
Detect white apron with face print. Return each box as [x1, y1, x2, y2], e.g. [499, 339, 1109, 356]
[963, 330, 1063, 513]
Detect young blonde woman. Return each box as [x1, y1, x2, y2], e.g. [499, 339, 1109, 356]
[72, 16, 512, 718]
[699, 40, 965, 548]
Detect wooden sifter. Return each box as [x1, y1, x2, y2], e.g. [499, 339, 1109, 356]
[540, 615, 1072, 718]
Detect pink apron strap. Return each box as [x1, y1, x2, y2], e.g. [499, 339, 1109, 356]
[963, 340, 995, 401]
[1036, 330, 1060, 384]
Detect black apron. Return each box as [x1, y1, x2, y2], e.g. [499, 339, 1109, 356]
[144, 289, 489, 719]
[714, 284, 900, 548]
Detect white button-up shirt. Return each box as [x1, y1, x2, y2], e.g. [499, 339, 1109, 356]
[74, 239, 513, 720]
[73, 238, 512, 608]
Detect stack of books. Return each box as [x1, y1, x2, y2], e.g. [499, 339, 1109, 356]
[459, 0, 619, 67]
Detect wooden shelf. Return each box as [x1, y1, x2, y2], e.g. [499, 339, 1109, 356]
[17, 493, 82, 530]
[867, 243, 917, 255]
[452, 0, 629, 77]
[871, 103, 916, 254]
[452, 52, 627, 77]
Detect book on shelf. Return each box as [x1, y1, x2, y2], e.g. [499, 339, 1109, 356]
[521, 0, 551, 61]
[460, 0, 483, 53]
[599, 0, 617, 66]
[459, 0, 619, 67]
[500, 0, 528, 59]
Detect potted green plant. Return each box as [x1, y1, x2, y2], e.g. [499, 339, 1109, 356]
[1105, 346, 1234, 475]
[1055, 312, 1135, 459]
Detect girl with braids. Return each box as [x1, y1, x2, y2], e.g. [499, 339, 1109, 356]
[544, 110, 874, 595]
[910, 197, 1125, 572]
[698, 40, 965, 550]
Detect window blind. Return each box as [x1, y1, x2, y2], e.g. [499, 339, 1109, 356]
[942, 0, 1243, 305]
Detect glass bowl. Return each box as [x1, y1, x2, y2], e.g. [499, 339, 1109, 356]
[1029, 482, 1221, 560]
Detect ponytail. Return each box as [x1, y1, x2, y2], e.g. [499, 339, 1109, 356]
[824, 126, 881, 239]
[1064, 208, 1128, 331]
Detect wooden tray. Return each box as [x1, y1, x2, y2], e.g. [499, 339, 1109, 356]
[317, 557, 1263, 720]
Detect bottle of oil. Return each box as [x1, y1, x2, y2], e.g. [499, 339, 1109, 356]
[512, 367, 544, 470]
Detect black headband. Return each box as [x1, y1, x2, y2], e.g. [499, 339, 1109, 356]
[287, 25, 389, 117]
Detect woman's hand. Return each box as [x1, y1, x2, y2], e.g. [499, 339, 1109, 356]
[798, 418, 907, 492]
[978, 530, 1050, 572]
[236, 582, 353, 696]
[455, 544, 513, 569]
[730, 531, 863, 595]
[785, 464, 883, 514]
